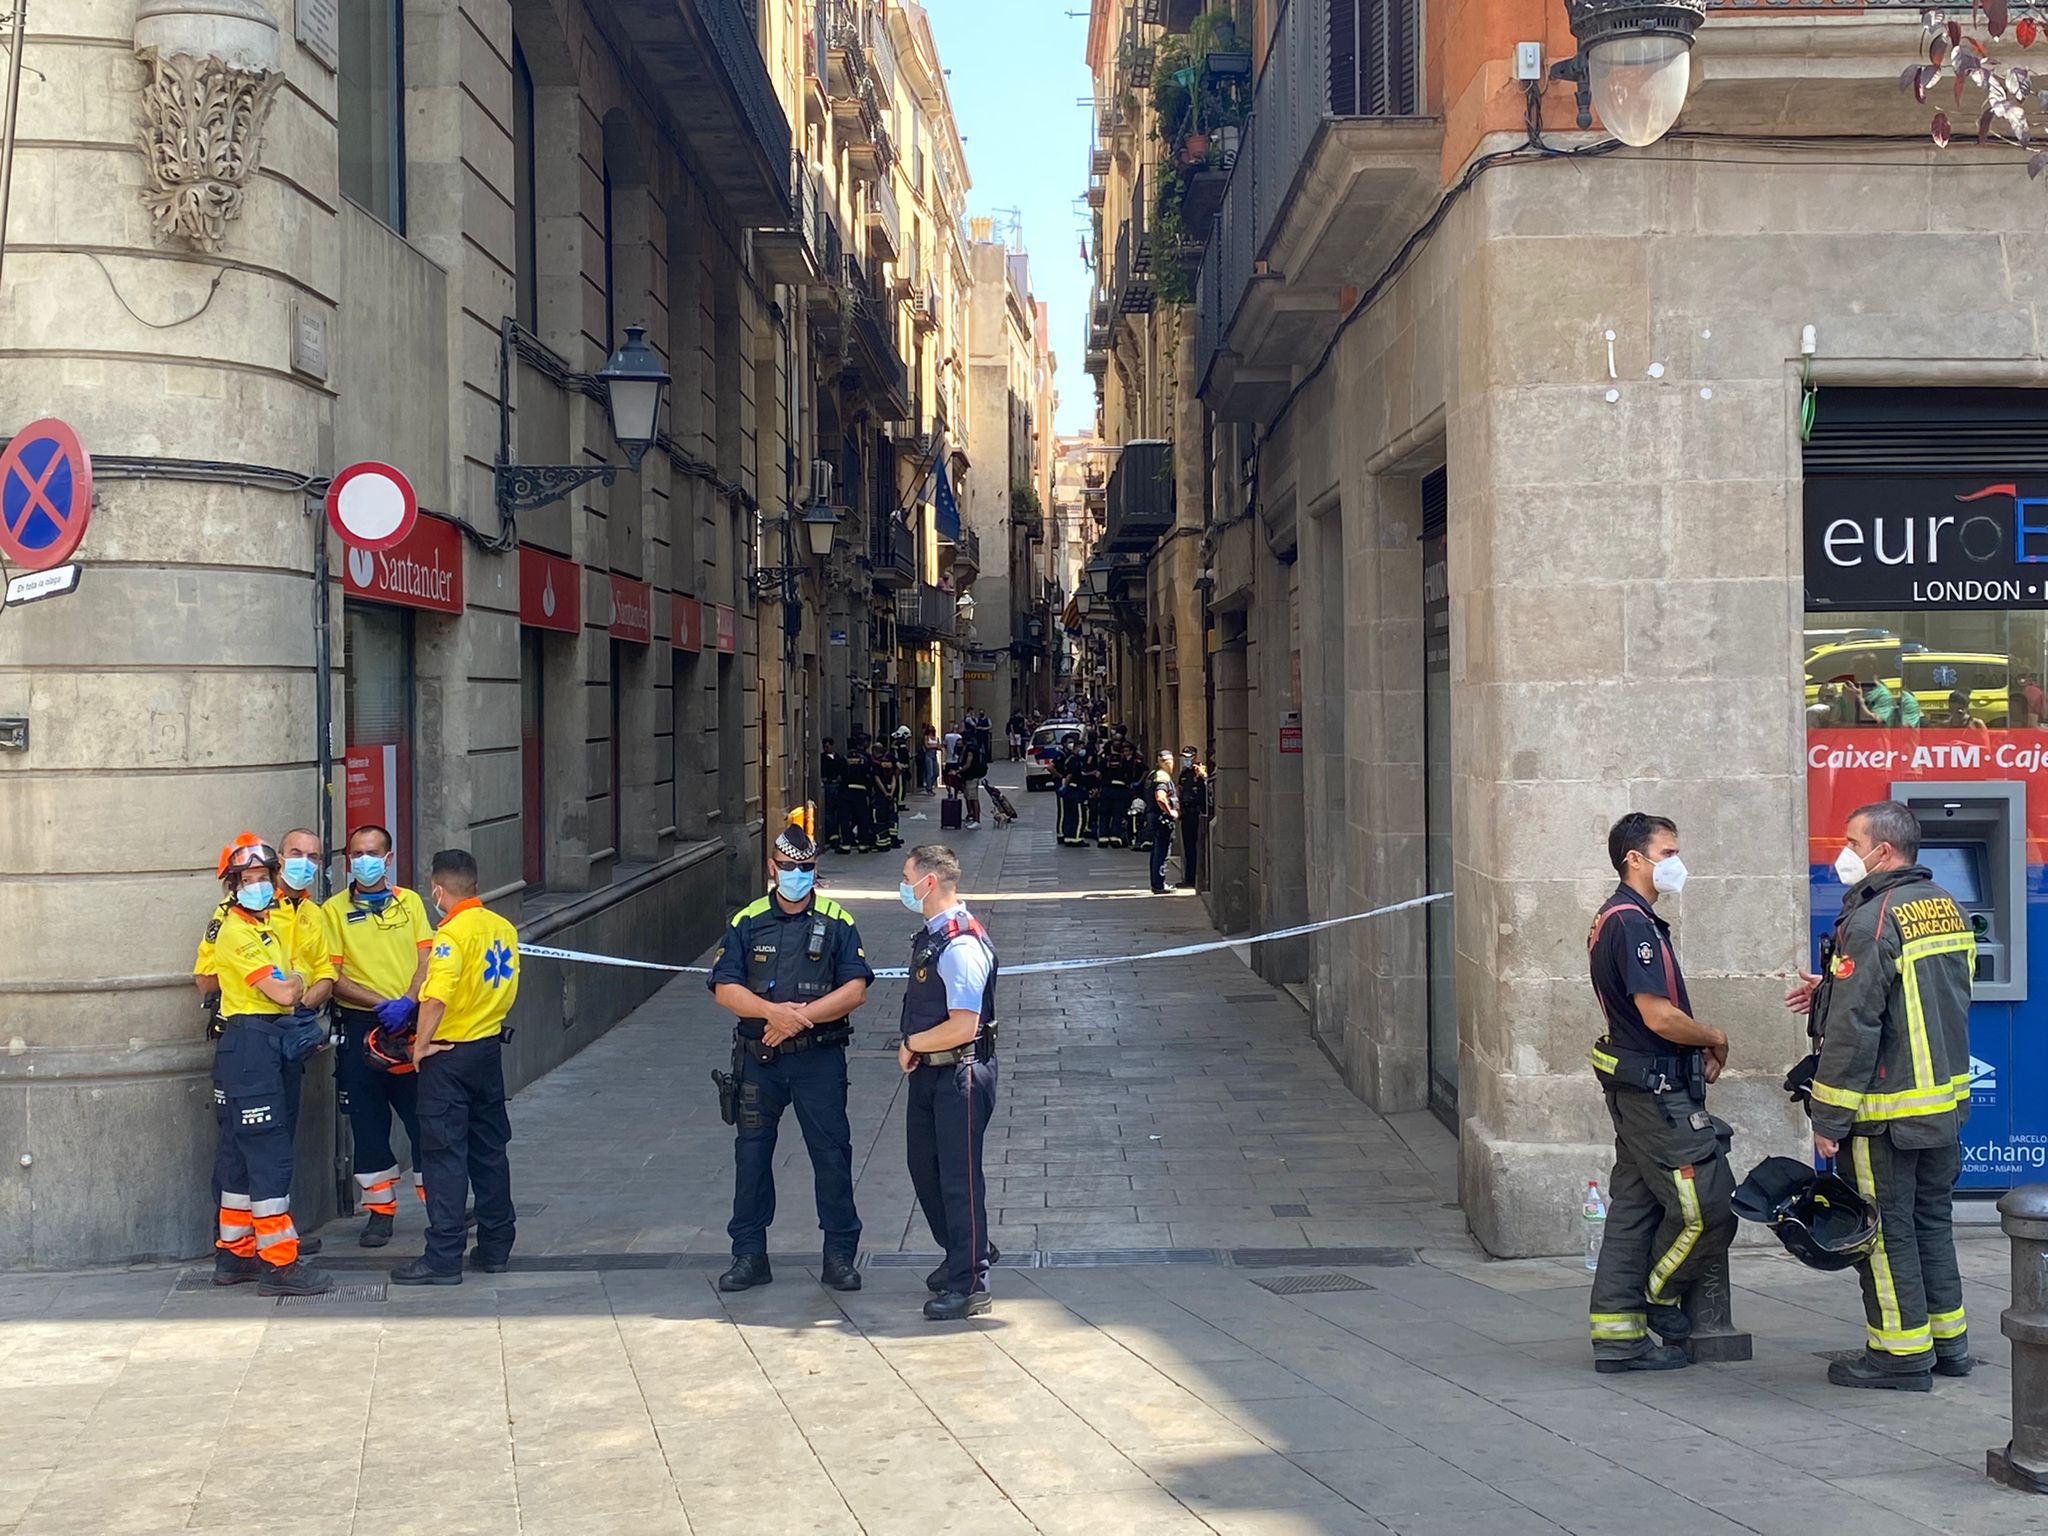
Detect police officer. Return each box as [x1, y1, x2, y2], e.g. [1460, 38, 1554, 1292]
[710, 819, 874, 1291]
[1586, 812, 1735, 1373]
[321, 824, 434, 1246]
[1177, 747, 1210, 891]
[1786, 799, 1975, 1389]
[200, 836, 334, 1296]
[897, 844, 998, 1321]
[391, 849, 521, 1285]
[838, 743, 875, 853]
[1146, 750, 1181, 894]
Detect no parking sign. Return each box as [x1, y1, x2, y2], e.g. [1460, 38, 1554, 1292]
[0, 418, 94, 573]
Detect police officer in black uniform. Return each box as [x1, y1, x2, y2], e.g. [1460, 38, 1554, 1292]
[1586, 812, 1737, 1373]
[819, 739, 846, 853]
[709, 820, 874, 1291]
[897, 844, 999, 1320]
[838, 745, 875, 853]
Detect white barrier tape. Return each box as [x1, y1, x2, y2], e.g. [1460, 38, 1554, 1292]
[519, 892, 1450, 982]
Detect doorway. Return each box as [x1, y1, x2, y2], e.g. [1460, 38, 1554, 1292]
[1421, 468, 1457, 1127]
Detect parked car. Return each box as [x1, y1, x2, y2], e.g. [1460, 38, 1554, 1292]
[1026, 721, 1080, 791]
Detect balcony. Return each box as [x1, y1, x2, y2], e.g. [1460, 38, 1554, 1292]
[868, 516, 916, 589]
[952, 529, 981, 585]
[826, 0, 895, 182]
[1194, 0, 1439, 422]
[1113, 177, 1154, 316]
[896, 582, 957, 641]
[1105, 439, 1174, 555]
[847, 282, 911, 420]
[1085, 346, 1108, 378]
[865, 174, 901, 263]
[757, 152, 826, 284]
[601, 0, 792, 226]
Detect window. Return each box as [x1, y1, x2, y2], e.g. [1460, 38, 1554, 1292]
[339, 0, 406, 231]
[343, 604, 416, 885]
[602, 159, 616, 349]
[521, 628, 546, 888]
[512, 39, 538, 330]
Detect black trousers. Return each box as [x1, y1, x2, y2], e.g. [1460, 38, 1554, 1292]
[1180, 816, 1203, 889]
[337, 1008, 422, 1214]
[211, 1017, 300, 1266]
[1057, 788, 1089, 844]
[873, 788, 900, 847]
[1149, 816, 1175, 891]
[839, 786, 873, 850]
[416, 1036, 515, 1273]
[907, 1055, 997, 1295]
[1846, 1133, 1966, 1369]
[729, 1043, 861, 1258]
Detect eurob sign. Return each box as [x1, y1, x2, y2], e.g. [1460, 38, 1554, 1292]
[1806, 477, 2048, 610]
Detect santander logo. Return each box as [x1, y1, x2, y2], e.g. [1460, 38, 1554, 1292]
[348, 547, 375, 587]
[542, 573, 557, 618]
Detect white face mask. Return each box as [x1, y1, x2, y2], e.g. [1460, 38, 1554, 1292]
[1835, 845, 1869, 887]
[1651, 854, 1688, 895]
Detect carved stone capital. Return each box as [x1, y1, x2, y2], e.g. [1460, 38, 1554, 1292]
[132, 1, 283, 254]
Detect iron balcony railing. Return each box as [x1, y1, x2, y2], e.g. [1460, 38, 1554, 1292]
[1106, 439, 1175, 554]
[1195, 0, 1423, 389]
[868, 517, 916, 588]
[896, 583, 957, 640]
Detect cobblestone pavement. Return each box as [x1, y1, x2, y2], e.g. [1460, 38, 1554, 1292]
[2, 774, 2044, 1533]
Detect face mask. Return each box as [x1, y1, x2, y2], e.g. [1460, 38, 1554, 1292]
[776, 867, 816, 902]
[351, 854, 387, 888]
[899, 878, 928, 915]
[282, 856, 319, 891]
[236, 882, 274, 913]
[1651, 854, 1688, 895]
[361, 889, 393, 913]
[1835, 845, 1869, 887]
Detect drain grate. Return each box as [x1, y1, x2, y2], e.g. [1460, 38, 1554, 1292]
[1269, 1204, 1311, 1218]
[1232, 1246, 1416, 1269]
[277, 1283, 387, 1306]
[1252, 1273, 1375, 1296]
[1043, 1248, 1220, 1267]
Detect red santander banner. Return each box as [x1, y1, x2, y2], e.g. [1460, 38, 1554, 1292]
[715, 603, 737, 654]
[609, 574, 652, 644]
[342, 512, 463, 615]
[673, 594, 702, 653]
[519, 545, 580, 634]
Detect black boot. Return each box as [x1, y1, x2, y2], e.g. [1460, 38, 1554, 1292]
[1828, 1356, 1931, 1391]
[1645, 1303, 1692, 1342]
[256, 1259, 336, 1297]
[1935, 1353, 1974, 1378]
[468, 1248, 511, 1275]
[390, 1257, 462, 1286]
[719, 1254, 773, 1292]
[297, 1234, 324, 1257]
[926, 1243, 1000, 1293]
[358, 1212, 394, 1248]
[1594, 1345, 1689, 1374]
[820, 1255, 862, 1292]
[923, 1290, 992, 1321]
[212, 1251, 262, 1287]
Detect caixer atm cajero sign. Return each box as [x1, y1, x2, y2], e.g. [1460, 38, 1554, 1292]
[1805, 476, 2048, 609]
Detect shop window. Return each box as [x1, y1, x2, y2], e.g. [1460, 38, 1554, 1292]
[339, 0, 406, 232]
[1802, 612, 2048, 730]
[521, 627, 546, 889]
[343, 605, 415, 885]
[512, 37, 538, 331]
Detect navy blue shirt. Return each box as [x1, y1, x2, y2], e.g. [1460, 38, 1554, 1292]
[1587, 883, 1690, 1059]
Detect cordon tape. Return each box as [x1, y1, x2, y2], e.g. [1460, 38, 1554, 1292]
[520, 892, 1450, 981]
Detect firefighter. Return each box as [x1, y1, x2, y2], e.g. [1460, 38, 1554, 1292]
[1585, 812, 1736, 1373]
[819, 739, 846, 852]
[1787, 799, 1975, 1389]
[870, 746, 903, 850]
[838, 741, 875, 853]
[1055, 735, 1088, 846]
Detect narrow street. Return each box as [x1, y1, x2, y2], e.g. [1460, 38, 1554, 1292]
[0, 777, 2036, 1536]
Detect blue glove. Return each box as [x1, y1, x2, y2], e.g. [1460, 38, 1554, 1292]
[374, 997, 417, 1034]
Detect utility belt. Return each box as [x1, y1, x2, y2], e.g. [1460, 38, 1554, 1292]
[221, 1010, 328, 1064]
[1591, 1035, 1704, 1100]
[734, 1022, 852, 1061]
[913, 1022, 999, 1067]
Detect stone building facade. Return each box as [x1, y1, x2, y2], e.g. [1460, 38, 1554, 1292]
[0, 0, 971, 1267]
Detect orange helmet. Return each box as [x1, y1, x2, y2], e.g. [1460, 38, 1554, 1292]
[216, 833, 279, 884]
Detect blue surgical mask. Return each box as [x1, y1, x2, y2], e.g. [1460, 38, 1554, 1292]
[351, 854, 387, 888]
[776, 867, 816, 902]
[899, 878, 926, 915]
[282, 856, 319, 891]
[236, 882, 274, 913]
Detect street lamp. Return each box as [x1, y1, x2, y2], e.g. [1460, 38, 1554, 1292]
[595, 326, 671, 471]
[1550, 0, 1706, 148]
[800, 495, 841, 559]
[955, 590, 976, 626]
[1084, 555, 1114, 600]
[495, 320, 674, 515]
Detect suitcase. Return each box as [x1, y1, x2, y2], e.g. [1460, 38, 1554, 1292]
[940, 795, 963, 830]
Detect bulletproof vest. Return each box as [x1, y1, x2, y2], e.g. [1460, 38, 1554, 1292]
[901, 914, 999, 1039]
[738, 905, 845, 1037]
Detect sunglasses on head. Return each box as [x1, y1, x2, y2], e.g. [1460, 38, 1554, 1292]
[772, 858, 817, 873]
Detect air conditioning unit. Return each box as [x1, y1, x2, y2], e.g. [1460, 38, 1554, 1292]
[810, 458, 835, 505]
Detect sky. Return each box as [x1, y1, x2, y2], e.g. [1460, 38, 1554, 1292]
[921, 0, 1099, 437]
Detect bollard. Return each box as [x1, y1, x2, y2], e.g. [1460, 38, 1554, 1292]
[1680, 1248, 1753, 1363]
[1988, 1184, 2048, 1495]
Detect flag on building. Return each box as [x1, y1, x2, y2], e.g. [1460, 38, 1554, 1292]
[934, 459, 961, 542]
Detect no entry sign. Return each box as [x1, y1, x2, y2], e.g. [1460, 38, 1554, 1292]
[326, 461, 418, 551]
[0, 418, 94, 572]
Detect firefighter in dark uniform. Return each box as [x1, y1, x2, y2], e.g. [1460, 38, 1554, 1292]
[1586, 812, 1736, 1372]
[897, 844, 999, 1320]
[1055, 735, 1088, 846]
[892, 725, 914, 812]
[1083, 743, 1115, 848]
[870, 746, 903, 850]
[819, 739, 846, 852]
[709, 818, 874, 1292]
[837, 743, 875, 853]
[1786, 799, 1975, 1389]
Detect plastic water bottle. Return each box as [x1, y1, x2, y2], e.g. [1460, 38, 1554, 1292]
[1583, 1179, 1607, 1272]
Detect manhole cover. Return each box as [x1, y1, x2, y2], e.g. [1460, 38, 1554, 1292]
[1252, 1274, 1375, 1296]
[1269, 1204, 1311, 1218]
[277, 1283, 387, 1306]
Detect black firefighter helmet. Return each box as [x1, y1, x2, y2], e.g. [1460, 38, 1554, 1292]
[1733, 1155, 1881, 1272]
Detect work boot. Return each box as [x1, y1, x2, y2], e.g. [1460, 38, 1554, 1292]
[1645, 1303, 1692, 1343]
[1935, 1353, 1975, 1378]
[256, 1259, 336, 1298]
[211, 1251, 262, 1287]
[1594, 1345, 1689, 1374]
[297, 1234, 324, 1258]
[718, 1254, 773, 1292]
[358, 1212, 394, 1248]
[1828, 1357, 1931, 1391]
[926, 1243, 1001, 1293]
[820, 1255, 862, 1292]
[923, 1290, 992, 1322]
[468, 1249, 511, 1275]
[390, 1257, 463, 1286]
